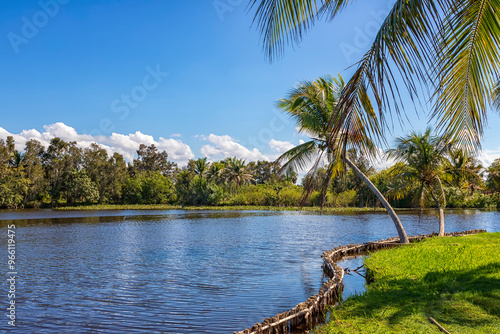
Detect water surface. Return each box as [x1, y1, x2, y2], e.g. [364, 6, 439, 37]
[0, 209, 498, 333]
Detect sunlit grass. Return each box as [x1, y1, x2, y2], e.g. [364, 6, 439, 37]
[317, 232, 500, 333]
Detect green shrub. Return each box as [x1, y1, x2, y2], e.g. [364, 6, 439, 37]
[327, 190, 357, 207]
[278, 186, 302, 206]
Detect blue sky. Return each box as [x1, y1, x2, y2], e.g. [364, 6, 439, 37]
[1, 0, 499, 166]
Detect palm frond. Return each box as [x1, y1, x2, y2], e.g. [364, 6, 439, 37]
[433, 0, 500, 154]
[249, 0, 320, 60]
[275, 140, 320, 174]
[333, 0, 445, 147]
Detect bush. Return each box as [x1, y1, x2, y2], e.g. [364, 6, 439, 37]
[228, 185, 278, 206]
[191, 176, 224, 205]
[123, 172, 175, 204]
[327, 190, 357, 207]
[278, 186, 302, 206]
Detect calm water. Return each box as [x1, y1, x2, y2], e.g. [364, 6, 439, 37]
[0, 209, 498, 333]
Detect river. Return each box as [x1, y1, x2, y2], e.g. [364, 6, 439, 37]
[0, 209, 498, 333]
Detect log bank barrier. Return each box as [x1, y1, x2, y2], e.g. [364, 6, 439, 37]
[235, 229, 486, 334]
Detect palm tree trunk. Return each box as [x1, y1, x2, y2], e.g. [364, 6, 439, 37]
[429, 190, 445, 237]
[437, 204, 445, 236]
[437, 177, 446, 236]
[345, 157, 409, 244]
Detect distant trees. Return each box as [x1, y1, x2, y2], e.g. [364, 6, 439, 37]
[133, 144, 177, 178]
[487, 159, 500, 193]
[0, 135, 498, 210]
[0, 137, 178, 207]
[0, 137, 29, 208]
[122, 171, 175, 204]
[65, 170, 99, 204]
[124, 144, 176, 204]
[23, 139, 46, 205]
[445, 149, 484, 196]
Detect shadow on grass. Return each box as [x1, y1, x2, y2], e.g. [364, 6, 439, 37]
[342, 263, 500, 328]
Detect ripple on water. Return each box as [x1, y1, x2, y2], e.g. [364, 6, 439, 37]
[0, 209, 498, 333]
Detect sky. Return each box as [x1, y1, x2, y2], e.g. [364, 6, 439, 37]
[1, 0, 500, 168]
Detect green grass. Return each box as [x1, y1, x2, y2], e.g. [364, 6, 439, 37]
[54, 204, 387, 212]
[317, 232, 500, 334]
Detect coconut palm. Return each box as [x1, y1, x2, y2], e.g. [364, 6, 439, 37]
[207, 161, 226, 184]
[194, 157, 210, 177]
[224, 157, 254, 193]
[249, 0, 500, 156]
[445, 149, 484, 195]
[277, 74, 409, 243]
[486, 158, 500, 192]
[386, 128, 450, 236]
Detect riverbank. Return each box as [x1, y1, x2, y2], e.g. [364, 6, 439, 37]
[317, 232, 500, 333]
[53, 204, 388, 212]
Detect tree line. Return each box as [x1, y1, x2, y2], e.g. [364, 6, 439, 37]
[0, 136, 292, 208]
[0, 134, 499, 210]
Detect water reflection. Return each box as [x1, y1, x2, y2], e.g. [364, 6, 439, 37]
[0, 209, 498, 333]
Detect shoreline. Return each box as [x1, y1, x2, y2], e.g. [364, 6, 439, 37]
[37, 204, 500, 212]
[51, 204, 388, 212]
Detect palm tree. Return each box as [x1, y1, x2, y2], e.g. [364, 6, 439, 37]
[445, 149, 484, 195]
[207, 161, 225, 184]
[277, 74, 409, 243]
[194, 157, 210, 177]
[386, 128, 450, 236]
[224, 157, 254, 193]
[486, 158, 500, 192]
[249, 0, 499, 156]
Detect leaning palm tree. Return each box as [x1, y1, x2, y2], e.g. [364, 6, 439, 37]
[277, 74, 409, 243]
[249, 0, 500, 157]
[386, 128, 450, 236]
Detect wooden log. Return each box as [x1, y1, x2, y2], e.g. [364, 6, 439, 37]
[429, 317, 451, 334]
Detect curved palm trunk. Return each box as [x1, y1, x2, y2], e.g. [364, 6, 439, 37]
[345, 157, 409, 244]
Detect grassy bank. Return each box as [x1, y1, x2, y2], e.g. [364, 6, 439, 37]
[317, 232, 500, 333]
[54, 204, 387, 212]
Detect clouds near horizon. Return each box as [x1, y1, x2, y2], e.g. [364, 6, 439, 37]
[2, 123, 499, 169]
[200, 134, 270, 161]
[0, 122, 195, 165]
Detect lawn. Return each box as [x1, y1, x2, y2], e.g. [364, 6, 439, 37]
[317, 232, 500, 333]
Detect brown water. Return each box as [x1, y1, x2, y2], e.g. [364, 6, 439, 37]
[0, 209, 498, 333]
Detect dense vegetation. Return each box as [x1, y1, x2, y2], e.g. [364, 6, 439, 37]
[0, 135, 499, 209]
[317, 232, 500, 333]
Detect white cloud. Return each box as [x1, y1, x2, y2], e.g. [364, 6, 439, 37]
[200, 134, 269, 161]
[372, 147, 500, 170]
[269, 139, 295, 154]
[0, 122, 194, 166]
[171, 133, 182, 137]
[478, 149, 500, 167]
[372, 147, 397, 171]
